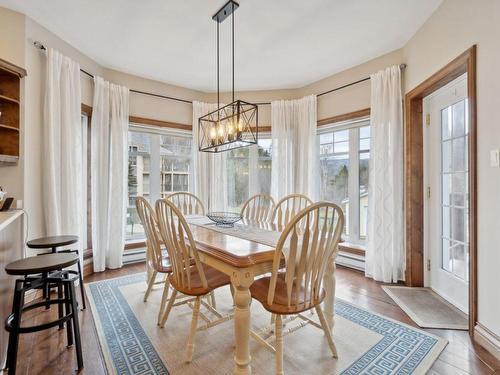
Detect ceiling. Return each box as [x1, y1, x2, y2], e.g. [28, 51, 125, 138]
[1, 0, 442, 92]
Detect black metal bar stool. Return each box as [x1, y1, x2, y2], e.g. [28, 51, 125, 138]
[4, 253, 84, 375]
[26, 235, 86, 309]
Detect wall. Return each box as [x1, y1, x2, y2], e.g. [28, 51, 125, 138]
[207, 89, 297, 127]
[0, 8, 25, 203]
[207, 49, 404, 126]
[403, 0, 500, 338]
[104, 68, 207, 125]
[300, 49, 404, 120]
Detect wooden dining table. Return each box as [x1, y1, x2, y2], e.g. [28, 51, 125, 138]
[185, 218, 337, 375]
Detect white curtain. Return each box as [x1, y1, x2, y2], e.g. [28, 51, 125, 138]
[91, 76, 129, 272]
[270, 95, 319, 200]
[43, 48, 85, 267]
[191, 101, 227, 211]
[365, 65, 405, 283]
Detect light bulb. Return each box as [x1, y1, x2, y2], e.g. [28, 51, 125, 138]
[209, 126, 217, 146]
[217, 123, 225, 144]
[227, 120, 235, 141]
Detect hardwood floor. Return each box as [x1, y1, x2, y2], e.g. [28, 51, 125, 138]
[6, 263, 500, 374]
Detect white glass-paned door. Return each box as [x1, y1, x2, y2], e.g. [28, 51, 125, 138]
[424, 74, 469, 313]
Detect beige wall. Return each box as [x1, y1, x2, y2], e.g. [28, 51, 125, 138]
[0, 8, 25, 203]
[207, 89, 297, 126]
[300, 49, 404, 120]
[104, 69, 207, 125]
[403, 0, 500, 338]
[209, 49, 404, 125]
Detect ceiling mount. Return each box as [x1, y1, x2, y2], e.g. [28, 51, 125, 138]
[212, 0, 239, 23]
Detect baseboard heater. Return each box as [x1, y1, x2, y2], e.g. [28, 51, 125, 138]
[336, 251, 365, 271]
[123, 248, 147, 265]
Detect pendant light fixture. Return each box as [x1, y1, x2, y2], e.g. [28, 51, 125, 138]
[198, 0, 258, 153]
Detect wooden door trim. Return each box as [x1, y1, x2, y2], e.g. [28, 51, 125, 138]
[404, 45, 477, 333]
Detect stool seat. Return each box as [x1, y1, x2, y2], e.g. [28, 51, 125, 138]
[26, 235, 78, 249]
[5, 253, 79, 276]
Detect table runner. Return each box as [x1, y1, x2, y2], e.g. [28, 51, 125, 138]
[186, 215, 282, 248]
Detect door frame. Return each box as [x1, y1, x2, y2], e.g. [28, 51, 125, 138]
[405, 46, 477, 333]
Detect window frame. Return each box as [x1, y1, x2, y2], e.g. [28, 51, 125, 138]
[226, 132, 272, 210]
[317, 117, 370, 246]
[126, 123, 193, 244]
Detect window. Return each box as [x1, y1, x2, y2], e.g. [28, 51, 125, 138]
[256, 138, 272, 195]
[441, 100, 469, 281]
[126, 126, 192, 241]
[160, 134, 191, 197]
[318, 120, 370, 244]
[226, 147, 250, 211]
[225, 136, 272, 211]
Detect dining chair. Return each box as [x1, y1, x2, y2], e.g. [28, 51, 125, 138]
[166, 192, 216, 308]
[250, 201, 344, 374]
[166, 191, 205, 216]
[136, 196, 178, 324]
[241, 193, 275, 222]
[155, 198, 233, 362]
[272, 194, 313, 227]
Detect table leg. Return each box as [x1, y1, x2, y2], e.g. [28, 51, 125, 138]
[232, 271, 253, 375]
[323, 258, 336, 333]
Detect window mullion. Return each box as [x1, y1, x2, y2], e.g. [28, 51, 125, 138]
[349, 128, 360, 243]
[249, 145, 258, 196]
[150, 133, 161, 203]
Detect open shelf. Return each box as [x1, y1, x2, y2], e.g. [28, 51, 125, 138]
[0, 94, 20, 105]
[0, 58, 26, 164]
[0, 124, 19, 132]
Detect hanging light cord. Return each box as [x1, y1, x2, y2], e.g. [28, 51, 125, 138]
[232, 3, 235, 104]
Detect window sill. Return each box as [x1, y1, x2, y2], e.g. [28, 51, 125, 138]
[125, 241, 146, 251]
[339, 241, 366, 256]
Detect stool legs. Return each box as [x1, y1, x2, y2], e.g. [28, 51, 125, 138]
[42, 272, 50, 310]
[57, 283, 64, 329]
[76, 258, 86, 310]
[4, 275, 84, 374]
[59, 249, 86, 310]
[68, 280, 84, 370]
[64, 280, 74, 347]
[6, 280, 24, 375]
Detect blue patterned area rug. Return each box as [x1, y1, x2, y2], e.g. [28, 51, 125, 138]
[86, 273, 447, 375]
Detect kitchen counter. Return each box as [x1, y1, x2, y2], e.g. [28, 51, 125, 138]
[0, 210, 23, 232]
[0, 209, 23, 367]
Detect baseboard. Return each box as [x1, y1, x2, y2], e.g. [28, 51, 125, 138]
[474, 323, 500, 360]
[83, 258, 94, 277]
[82, 248, 146, 277]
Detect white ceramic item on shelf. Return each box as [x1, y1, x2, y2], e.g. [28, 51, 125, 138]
[0, 187, 6, 203]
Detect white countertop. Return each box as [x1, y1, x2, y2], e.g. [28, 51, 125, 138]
[0, 210, 23, 231]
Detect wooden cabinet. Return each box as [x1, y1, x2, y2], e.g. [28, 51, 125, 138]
[0, 58, 26, 164]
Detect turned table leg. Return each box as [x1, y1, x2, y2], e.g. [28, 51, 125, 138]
[232, 271, 253, 375]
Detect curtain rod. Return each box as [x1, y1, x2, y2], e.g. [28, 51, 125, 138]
[34, 41, 406, 106]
